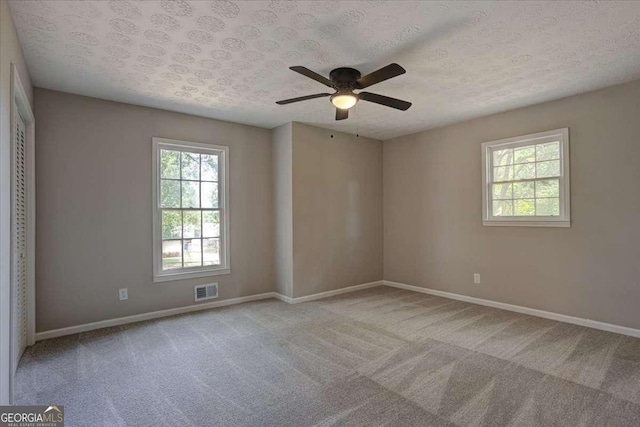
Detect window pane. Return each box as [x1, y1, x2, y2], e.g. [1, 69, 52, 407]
[157, 144, 227, 276]
[162, 240, 182, 270]
[182, 181, 200, 208]
[536, 141, 560, 161]
[203, 238, 220, 266]
[181, 152, 200, 180]
[536, 160, 560, 178]
[493, 166, 513, 182]
[514, 163, 535, 180]
[492, 148, 513, 167]
[203, 210, 220, 237]
[162, 210, 182, 239]
[492, 200, 513, 216]
[161, 150, 180, 179]
[183, 211, 202, 238]
[514, 146, 535, 164]
[535, 179, 559, 198]
[536, 198, 560, 216]
[161, 179, 181, 208]
[183, 238, 202, 267]
[201, 182, 219, 208]
[201, 154, 218, 181]
[514, 199, 535, 216]
[513, 182, 534, 199]
[492, 183, 512, 200]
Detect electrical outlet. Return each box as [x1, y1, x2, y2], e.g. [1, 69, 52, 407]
[474, 274, 481, 284]
[119, 288, 128, 300]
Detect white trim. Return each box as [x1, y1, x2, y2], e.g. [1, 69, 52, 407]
[152, 137, 230, 283]
[481, 128, 570, 227]
[153, 268, 230, 283]
[483, 220, 570, 227]
[383, 280, 640, 339]
[276, 280, 384, 304]
[35, 281, 384, 341]
[34, 279, 640, 342]
[272, 293, 294, 304]
[36, 292, 278, 341]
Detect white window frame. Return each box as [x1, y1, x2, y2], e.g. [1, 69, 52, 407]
[481, 128, 570, 227]
[152, 137, 230, 282]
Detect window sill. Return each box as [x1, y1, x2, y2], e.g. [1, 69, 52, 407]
[154, 267, 230, 283]
[483, 220, 570, 228]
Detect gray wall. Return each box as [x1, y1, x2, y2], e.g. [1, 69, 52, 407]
[292, 123, 383, 298]
[1, 0, 33, 404]
[384, 79, 640, 329]
[272, 123, 293, 298]
[35, 89, 274, 332]
[34, 77, 640, 332]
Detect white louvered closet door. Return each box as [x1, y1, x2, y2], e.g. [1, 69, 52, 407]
[13, 110, 27, 371]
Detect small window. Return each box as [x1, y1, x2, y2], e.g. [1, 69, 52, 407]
[481, 128, 570, 227]
[152, 138, 230, 282]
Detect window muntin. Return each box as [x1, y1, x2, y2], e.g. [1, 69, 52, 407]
[482, 129, 570, 227]
[153, 138, 229, 282]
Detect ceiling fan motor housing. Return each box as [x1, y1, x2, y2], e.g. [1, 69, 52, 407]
[329, 67, 362, 89]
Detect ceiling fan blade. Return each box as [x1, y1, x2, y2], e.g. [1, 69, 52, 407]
[276, 93, 331, 105]
[355, 63, 406, 89]
[335, 108, 348, 121]
[289, 66, 334, 88]
[358, 92, 412, 111]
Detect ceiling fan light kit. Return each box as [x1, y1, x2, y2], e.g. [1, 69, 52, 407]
[276, 63, 412, 121]
[331, 93, 358, 110]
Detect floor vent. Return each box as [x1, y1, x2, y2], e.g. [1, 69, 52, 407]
[194, 283, 218, 302]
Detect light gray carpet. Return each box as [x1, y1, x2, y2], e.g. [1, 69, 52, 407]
[16, 286, 640, 426]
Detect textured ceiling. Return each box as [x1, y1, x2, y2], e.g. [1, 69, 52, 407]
[9, 0, 640, 140]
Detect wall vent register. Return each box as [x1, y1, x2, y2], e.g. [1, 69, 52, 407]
[194, 283, 218, 302]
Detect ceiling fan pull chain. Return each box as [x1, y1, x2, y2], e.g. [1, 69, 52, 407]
[356, 103, 359, 138]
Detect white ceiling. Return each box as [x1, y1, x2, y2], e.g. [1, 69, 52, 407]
[9, 0, 640, 140]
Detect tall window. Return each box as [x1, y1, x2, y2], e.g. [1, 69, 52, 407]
[481, 128, 570, 227]
[152, 138, 229, 282]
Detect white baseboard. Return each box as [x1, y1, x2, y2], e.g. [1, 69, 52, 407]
[41, 279, 636, 342]
[35, 292, 279, 341]
[272, 293, 294, 304]
[383, 280, 640, 339]
[280, 280, 384, 304]
[35, 280, 384, 341]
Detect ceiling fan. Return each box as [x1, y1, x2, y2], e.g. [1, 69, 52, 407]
[275, 64, 412, 120]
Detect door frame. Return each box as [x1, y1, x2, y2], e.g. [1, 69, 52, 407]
[8, 63, 35, 402]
